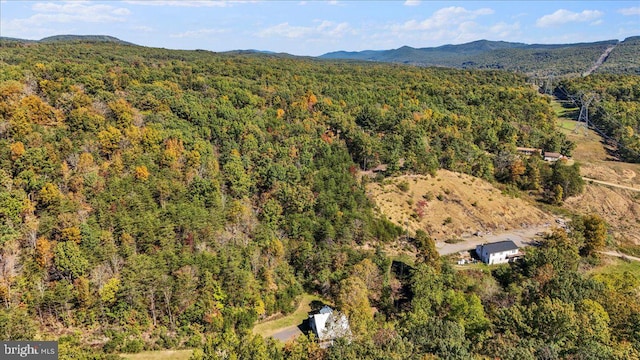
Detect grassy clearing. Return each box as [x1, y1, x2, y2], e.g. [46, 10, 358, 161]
[590, 256, 640, 277]
[252, 294, 325, 338]
[390, 253, 416, 267]
[551, 99, 578, 118]
[557, 119, 579, 132]
[119, 349, 193, 360]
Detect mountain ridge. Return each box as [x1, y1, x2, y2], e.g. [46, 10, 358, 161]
[2, 34, 637, 76]
[0, 34, 135, 45]
[320, 37, 639, 76]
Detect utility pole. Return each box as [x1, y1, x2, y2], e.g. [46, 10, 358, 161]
[574, 93, 594, 136]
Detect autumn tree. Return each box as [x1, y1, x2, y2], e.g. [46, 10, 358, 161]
[579, 214, 607, 256]
[337, 276, 373, 337]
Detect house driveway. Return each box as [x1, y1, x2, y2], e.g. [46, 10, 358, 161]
[270, 325, 303, 343]
[436, 224, 551, 256]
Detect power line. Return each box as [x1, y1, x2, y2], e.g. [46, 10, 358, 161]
[557, 85, 640, 161]
[574, 93, 595, 136]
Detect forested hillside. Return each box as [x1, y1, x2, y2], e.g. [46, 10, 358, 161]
[0, 41, 637, 359]
[322, 37, 640, 77]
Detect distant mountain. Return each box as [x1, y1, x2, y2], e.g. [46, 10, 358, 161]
[320, 38, 639, 77]
[323, 40, 530, 61]
[0, 35, 135, 46]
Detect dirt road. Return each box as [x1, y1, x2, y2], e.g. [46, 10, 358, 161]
[436, 224, 551, 255]
[600, 251, 640, 262]
[582, 177, 640, 192]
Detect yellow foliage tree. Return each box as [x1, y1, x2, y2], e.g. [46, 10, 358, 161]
[35, 237, 53, 268]
[336, 276, 373, 337]
[38, 183, 62, 208]
[135, 165, 150, 181]
[9, 142, 25, 160]
[60, 226, 82, 244]
[97, 126, 122, 157]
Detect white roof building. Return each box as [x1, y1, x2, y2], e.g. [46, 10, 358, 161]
[309, 306, 351, 344]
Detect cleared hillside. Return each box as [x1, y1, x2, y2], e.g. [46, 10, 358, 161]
[597, 36, 640, 75]
[366, 170, 553, 241]
[555, 105, 640, 245]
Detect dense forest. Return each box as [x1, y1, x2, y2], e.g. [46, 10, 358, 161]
[0, 41, 637, 359]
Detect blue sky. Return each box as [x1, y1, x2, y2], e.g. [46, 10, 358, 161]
[1, 1, 638, 56]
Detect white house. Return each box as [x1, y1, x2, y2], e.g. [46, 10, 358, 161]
[543, 151, 566, 162]
[309, 306, 351, 344]
[475, 240, 520, 264]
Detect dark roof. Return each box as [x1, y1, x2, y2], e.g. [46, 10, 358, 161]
[481, 240, 518, 254]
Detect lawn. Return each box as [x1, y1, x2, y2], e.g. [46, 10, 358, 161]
[119, 350, 193, 360]
[252, 293, 326, 339]
[590, 256, 640, 277]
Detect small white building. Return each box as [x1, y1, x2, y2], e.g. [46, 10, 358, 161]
[543, 152, 566, 162]
[475, 240, 520, 264]
[309, 306, 351, 344]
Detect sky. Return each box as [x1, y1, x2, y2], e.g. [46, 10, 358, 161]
[1, 1, 639, 56]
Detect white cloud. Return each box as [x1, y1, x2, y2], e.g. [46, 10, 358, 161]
[124, 0, 254, 7]
[9, 1, 130, 25]
[170, 28, 229, 38]
[536, 9, 604, 27]
[376, 7, 521, 47]
[618, 7, 640, 16]
[36, 1, 130, 19]
[1, 1, 131, 37]
[394, 7, 494, 32]
[404, 1, 420, 6]
[258, 20, 352, 39]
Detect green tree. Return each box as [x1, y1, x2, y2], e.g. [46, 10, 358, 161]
[54, 241, 89, 280]
[580, 214, 607, 256]
[414, 230, 439, 268]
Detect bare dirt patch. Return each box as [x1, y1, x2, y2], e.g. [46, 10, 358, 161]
[366, 170, 553, 242]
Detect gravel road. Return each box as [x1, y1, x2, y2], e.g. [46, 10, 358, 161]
[436, 224, 551, 256]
